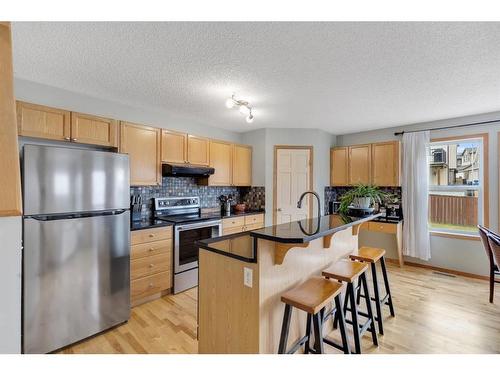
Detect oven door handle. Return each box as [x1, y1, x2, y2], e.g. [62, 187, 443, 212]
[176, 220, 222, 231]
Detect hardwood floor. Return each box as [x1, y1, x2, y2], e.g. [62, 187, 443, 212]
[58, 263, 500, 354]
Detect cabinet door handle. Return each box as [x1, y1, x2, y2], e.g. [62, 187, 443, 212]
[149, 234, 155, 238]
[149, 264, 154, 268]
[64, 137, 71, 141]
[71, 138, 77, 142]
[149, 247, 154, 252]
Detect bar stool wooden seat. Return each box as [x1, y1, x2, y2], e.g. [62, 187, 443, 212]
[278, 276, 350, 354]
[349, 246, 395, 335]
[323, 260, 378, 354]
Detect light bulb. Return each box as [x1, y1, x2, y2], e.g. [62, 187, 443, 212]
[225, 98, 235, 108]
[239, 105, 250, 115]
[246, 114, 254, 123]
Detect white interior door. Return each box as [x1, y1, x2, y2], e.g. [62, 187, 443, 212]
[276, 148, 312, 224]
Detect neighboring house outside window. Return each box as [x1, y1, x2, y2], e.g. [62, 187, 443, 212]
[427, 135, 487, 235]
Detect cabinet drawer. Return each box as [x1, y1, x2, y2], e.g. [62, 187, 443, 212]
[222, 216, 245, 229]
[131, 239, 172, 260]
[131, 253, 171, 280]
[368, 221, 397, 234]
[244, 214, 264, 226]
[245, 223, 263, 231]
[131, 271, 171, 301]
[222, 226, 244, 236]
[131, 226, 172, 245]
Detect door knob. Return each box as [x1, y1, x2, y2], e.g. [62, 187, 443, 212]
[277, 208, 282, 212]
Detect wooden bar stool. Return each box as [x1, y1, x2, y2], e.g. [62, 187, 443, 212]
[278, 276, 350, 354]
[350, 246, 395, 335]
[323, 260, 378, 354]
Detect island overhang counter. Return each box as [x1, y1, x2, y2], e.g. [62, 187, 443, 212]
[197, 213, 382, 354]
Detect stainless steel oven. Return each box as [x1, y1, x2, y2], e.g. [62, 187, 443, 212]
[174, 219, 221, 293]
[153, 196, 222, 294]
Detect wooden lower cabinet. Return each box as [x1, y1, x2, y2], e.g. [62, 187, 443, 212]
[221, 213, 264, 235]
[130, 226, 173, 307]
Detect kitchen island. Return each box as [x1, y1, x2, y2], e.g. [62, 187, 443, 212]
[197, 213, 381, 354]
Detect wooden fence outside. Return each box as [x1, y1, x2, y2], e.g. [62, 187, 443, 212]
[428, 194, 478, 227]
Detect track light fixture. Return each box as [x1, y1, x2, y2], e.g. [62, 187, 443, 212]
[225, 94, 254, 123]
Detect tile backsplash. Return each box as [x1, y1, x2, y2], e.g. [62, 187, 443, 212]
[130, 177, 265, 219]
[324, 186, 402, 214]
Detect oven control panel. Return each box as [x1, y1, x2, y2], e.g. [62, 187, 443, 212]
[154, 197, 200, 210]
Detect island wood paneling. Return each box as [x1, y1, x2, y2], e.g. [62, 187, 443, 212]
[0, 23, 22, 216]
[198, 249, 259, 353]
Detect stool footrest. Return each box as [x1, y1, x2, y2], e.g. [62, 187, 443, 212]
[358, 292, 390, 305]
[346, 307, 379, 322]
[345, 318, 373, 336]
[323, 337, 349, 353]
[286, 334, 310, 354]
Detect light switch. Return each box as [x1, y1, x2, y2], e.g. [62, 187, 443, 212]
[243, 267, 253, 288]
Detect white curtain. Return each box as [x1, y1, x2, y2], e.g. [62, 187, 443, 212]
[402, 131, 431, 260]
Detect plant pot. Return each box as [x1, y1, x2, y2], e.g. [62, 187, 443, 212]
[353, 197, 372, 209]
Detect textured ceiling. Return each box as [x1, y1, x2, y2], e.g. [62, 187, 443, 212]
[11, 22, 500, 134]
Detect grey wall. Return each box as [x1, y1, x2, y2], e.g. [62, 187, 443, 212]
[338, 110, 500, 276]
[242, 128, 336, 225]
[0, 217, 21, 353]
[14, 78, 242, 143]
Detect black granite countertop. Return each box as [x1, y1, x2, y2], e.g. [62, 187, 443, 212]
[249, 213, 383, 243]
[130, 219, 174, 231]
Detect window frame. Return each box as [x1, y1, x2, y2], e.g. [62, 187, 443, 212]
[428, 133, 489, 240]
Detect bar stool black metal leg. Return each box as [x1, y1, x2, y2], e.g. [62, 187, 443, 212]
[304, 313, 312, 354]
[380, 257, 395, 317]
[360, 273, 378, 346]
[312, 309, 325, 354]
[334, 294, 350, 354]
[371, 262, 384, 335]
[333, 288, 348, 330]
[356, 284, 362, 305]
[348, 281, 361, 354]
[278, 304, 292, 354]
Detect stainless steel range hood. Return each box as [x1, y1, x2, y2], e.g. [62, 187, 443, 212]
[162, 163, 215, 177]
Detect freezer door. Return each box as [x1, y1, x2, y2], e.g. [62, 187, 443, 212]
[23, 211, 130, 354]
[23, 144, 130, 215]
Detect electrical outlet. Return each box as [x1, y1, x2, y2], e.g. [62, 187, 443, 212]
[243, 267, 253, 288]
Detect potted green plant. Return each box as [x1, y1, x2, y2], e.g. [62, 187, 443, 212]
[338, 184, 391, 215]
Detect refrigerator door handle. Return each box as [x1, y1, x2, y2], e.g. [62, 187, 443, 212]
[25, 209, 129, 221]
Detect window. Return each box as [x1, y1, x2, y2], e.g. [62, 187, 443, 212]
[427, 136, 486, 235]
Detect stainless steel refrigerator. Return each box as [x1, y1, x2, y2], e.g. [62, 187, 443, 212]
[22, 144, 130, 354]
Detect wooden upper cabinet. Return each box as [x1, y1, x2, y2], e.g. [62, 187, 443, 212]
[161, 130, 187, 164]
[372, 141, 400, 186]
[208, 140, 232, 186]
[70, 112, 118, 147]
[187, 135, 210, 166]
[330, 147, 349, 186]
[120, 122, 161, 186]
[17, 101, 71, 141]
[232, 144, 252, 186]
[348, 144, 371, 185]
